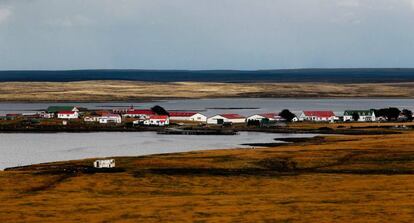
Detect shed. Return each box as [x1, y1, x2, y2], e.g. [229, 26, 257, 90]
[94, 159, 116, 168]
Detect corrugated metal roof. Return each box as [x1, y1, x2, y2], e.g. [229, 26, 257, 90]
[126, 109, 155, 115]
[149, 115, 169, 120]
[303, 111, 335, 118]
[169, 112, 198, 117]
[58, 111, 76, 115]
[259, 113, 278, 119]
[47, 106, 76, 113]
[220, 114, 246, 119]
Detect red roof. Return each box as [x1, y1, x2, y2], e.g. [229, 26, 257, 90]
[102, 114, 121, 118]
[58, 111, 76, 115]
[303, 111, 335, 118]
[220, 114, 246, 119]
[95, 110, 111, 116]
[149, 115, 169, 120]
[259, 113, 278, 119]
[126, 109, 155, 115]
[169, 112, 198, 117]
[6, 113, 22, 117]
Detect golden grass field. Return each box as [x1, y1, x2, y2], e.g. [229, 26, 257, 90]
[1, 81, 414, 101]
[2, 126, 414, 222]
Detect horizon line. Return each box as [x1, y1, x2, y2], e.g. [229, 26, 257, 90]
[1, 67, 414, 72]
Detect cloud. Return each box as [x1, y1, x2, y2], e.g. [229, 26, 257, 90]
[338, 0, 360, 8]
[1, 0, 414, 70]
[0, 6, 11, 25]
[46, 15, 94, 28]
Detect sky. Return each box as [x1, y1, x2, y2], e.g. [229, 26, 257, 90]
[0, 0, 414, 70]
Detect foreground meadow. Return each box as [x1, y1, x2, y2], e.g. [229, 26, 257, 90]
[1, 131, 414, 222]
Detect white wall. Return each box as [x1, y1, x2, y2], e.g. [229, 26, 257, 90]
[207, 115, 226, 124]
[207, 115, 245, 124]
[343, 114, 376, 122]
[170, 113, 207, 122]
[246, 115, 266, 121]
[57, 112, 79, 119]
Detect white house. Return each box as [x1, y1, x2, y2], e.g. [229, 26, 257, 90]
[169, 112, 207, 122]
[94, 159, 115, 168]
[246, 113, 286, 122]
[343, 110, 376, 122]
[207, 114, 246, 125]
[39, 112, 54, 119]
[84, 116, 100, 122]
[98, 114, 122, 124]
[299, 111, 337, 122]
[143, 115, 170, 126]
[57, 111, 79, 119]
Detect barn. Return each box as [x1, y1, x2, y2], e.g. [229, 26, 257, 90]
[169, 112, 207, 122]
[207, 114, 246, 125]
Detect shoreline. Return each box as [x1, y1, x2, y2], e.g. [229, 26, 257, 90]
[0, 125, 403, 135]
[3, 136, 321, 172]
[0, 126, 403, 170]
[2, 129, 414, 221]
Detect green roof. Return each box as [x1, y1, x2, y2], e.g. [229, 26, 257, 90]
[47, 106, 75, 113]
[344, 110, 374, 116]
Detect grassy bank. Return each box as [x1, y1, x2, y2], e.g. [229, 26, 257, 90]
[2, 130, 414, 222]
[1, 81, 414, 101]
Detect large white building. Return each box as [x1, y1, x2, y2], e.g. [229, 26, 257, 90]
[246, 113, 286, 122]
[207, 114, 246, 125]
[343, 110, 376, 122]
[169, 112, 207, 122]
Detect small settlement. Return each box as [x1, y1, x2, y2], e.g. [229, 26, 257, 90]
[0, 106, 414, 128]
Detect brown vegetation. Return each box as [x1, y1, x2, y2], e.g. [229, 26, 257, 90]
[2, 81, 414, 101]
[2, 129, 414, 222]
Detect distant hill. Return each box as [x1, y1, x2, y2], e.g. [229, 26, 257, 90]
[1, 68, 414, 83]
